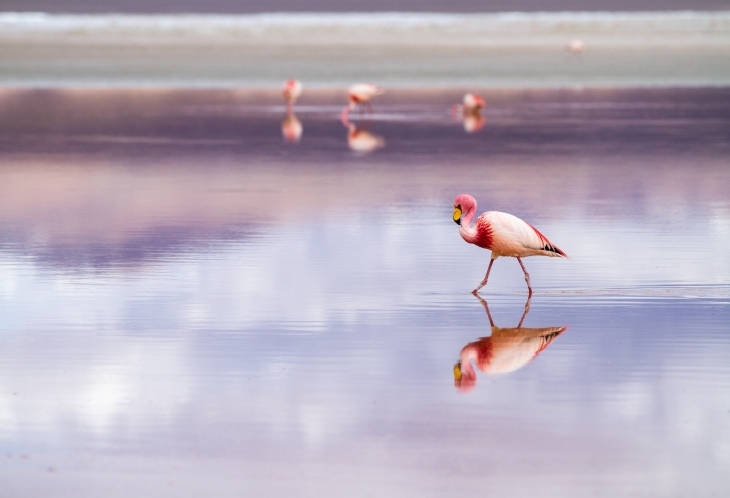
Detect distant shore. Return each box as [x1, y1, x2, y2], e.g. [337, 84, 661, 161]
[1, 12, 729, 88]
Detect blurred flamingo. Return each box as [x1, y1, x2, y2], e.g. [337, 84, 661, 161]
[453, 194, 567, 294]
[347, 122, 384, 153]
[281, 113, 302, 143]
[282, 79, 303, 113]
[451, 93, 486, 133]
[454, 294, 567, 392]
[341, 83, 384, 126]
[566, 39, 586, 54]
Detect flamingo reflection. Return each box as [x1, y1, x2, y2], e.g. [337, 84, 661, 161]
[347, 122, 385, 153]
[453, 294, 567, 392]
[281, 113, 302, 143]
[451, 93, 486, 133]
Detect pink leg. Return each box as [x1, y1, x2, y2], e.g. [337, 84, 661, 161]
[516, 257, 532, 296]
[473, 258, 495, 294]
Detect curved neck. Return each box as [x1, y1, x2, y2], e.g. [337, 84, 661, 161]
[459, 203, 479, 243]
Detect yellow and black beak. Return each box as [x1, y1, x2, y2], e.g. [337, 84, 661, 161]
[453, 206, 462, 225]
[453, 361, 463, 381]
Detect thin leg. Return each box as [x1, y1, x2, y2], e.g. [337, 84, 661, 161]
[516, 257, 532, 296]
[517, 294, 532, 328]
[473, 258, 495, 294]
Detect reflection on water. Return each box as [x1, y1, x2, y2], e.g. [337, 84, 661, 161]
[0, 88, 729, 497]
[282, 112, 303, 143]
[346, 121, 385, 153]
[454, 295, 567, 392]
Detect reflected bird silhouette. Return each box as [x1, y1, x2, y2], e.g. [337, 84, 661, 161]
[341, 83, 384, 126]
[347, 122, 385, 153]
[281, 113, 302, 143]
[282, 79, 303, 113]
[453, 194, 567, 294]
[454, 295, 568, 392]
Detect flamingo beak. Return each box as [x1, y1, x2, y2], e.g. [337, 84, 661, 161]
[453, 361, 463, 381]
[453, 206, 462, 225]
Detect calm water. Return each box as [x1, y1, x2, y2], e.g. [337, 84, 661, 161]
[0, 88, 729, 497]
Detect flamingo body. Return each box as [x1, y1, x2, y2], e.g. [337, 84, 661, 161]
[453, 194, 566, 293]
[282, 79, 303, 105]
[348, 83, 384, 104]
[341, 83, 384, 125]
[566, 39, 586, 54]
[462, 93, 486, 113]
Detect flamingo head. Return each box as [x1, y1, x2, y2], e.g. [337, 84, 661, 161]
[453, 194, 477, 226]
[453, 360, 477, 393]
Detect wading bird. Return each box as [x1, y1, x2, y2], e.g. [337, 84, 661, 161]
[566, 39, 586, 54]
[453, 294, 567, 392]
[282, 79, 303, 112]
[453, 194, 567, 294]
[451, 93, 486, 116]
[341, 83, 384, 125]
[451, 93, 486, 133]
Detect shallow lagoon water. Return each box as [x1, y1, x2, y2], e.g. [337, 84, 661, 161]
[0, 88, 729, 496]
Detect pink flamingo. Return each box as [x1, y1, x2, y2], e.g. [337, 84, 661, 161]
[454, 294, 567, 393]
[282, 79, 303, 113]
[341, 83, 384, 126]
[451, 93, 486, 116]
[451, 93, 486, 133]
[566, 39, 586, 54]
[453, 194, 567, 295]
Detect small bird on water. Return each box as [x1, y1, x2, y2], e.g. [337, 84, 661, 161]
[453, 194, 567, 294]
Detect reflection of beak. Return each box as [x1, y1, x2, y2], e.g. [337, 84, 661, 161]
[453, 361, 463, 381]
[453, 207, 462, 225]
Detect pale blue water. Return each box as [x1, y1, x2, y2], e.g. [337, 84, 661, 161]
[0, 88, 729, 496]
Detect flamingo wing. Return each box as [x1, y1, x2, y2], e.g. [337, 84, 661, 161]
[482, 211, 567, 257]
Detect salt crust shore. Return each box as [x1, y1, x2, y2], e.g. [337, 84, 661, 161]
[0, 12, 729, 87]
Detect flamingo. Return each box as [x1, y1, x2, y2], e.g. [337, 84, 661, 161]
[346, 122, 385, 153]
[453, 294, 567, 392]
[566, 39, 586, 54]
[281, 113, 302, 143]
[453, 194, 567, 294]
[341, 83, 384, 125]
[282, 79, 303, 113]
[451, 93, 486, 133]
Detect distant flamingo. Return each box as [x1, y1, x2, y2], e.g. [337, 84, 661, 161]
[341, 83, 384, 125]
[454, 294, 567, 392]
[346, 122, 385, 153]
[566, 39, 586, 54]
[451, 93, 486, 116]
[453, 194, 567, 294]
[451, 93, 486, 133]
[282, 79, 303, 113]
[281, 113, 302, 143]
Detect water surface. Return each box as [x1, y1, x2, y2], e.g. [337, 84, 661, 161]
[0, 88, 729, 497]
